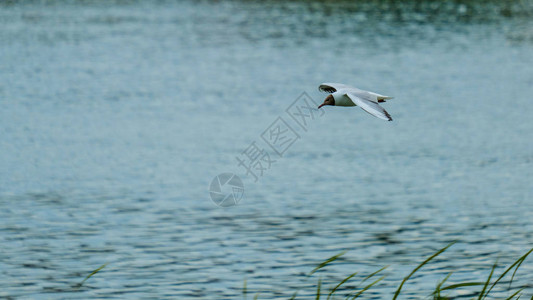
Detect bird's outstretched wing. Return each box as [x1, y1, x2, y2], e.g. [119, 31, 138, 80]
[319, 83, 357, 93]
[346, 93, 393, 121]
[319, 82, 393, 103]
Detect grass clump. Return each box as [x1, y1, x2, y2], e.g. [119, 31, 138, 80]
[244, 243, 533, 299]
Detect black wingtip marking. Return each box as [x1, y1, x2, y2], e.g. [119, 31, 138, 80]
[384, 111, 393, 121]
[319, 86, 337, 93]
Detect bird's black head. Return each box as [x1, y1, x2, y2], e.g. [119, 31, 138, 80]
[318, 94, 335, 109]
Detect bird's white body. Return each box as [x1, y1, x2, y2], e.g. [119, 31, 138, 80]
[318, 83, 394, 121]
[331, 91, 356, 107]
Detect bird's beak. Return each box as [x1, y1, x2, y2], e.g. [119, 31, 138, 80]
[318, 103, 325, 109]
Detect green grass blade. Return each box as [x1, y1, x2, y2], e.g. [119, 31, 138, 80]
[316, 277, 322, 300]
[485, 247, 533, 294]
[243, 279, 247, 300]
[504, 288, 524, 300]
[510, 258, 526, 288]
[327, 271, 358, 300]
[393, 242, 456, 300]
[253, 293, 260, 300]
[309, 251, 347, 276]
[76, 263, 108, 288]
[509, 248, 533, 288]
[439, 282, 485, 291]
[433, 272, 453, 299]
[478, 262, 497, 300]
[289, 291, 298, 300]
[350, 275, 385, 299]
[361, 265, 389, 283]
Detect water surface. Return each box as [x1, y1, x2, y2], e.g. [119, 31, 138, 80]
[1, 0, 533, 298]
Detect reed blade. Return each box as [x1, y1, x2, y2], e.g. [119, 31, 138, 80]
[478, 262, 497, 300]
[316, 277, 322, 300]
[243, 279, 247, 300]
[327, 271, 358, 300]
[486, 247, 533, 295]
[440, 282, 485, 291]
[75, 263, 108, 288]
[309, 251, 347, 276]
[393, 242, 455, 300]
[350, 275, 386, 299]
[504, 288, 524, 300]
[362, 265, 389, 283]
[433, 272, 453, 299]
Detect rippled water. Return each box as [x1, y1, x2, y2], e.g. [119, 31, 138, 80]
[1, 0, 533, 299]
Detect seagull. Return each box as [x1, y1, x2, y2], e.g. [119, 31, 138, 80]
[318, 83, 394, 121]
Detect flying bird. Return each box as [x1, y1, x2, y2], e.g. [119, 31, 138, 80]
[318, 83, 394, 121]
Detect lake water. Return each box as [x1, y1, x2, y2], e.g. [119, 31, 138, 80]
[1, 0, 533, 299]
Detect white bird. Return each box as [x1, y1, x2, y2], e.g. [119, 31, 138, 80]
[318, 83, 394, 121]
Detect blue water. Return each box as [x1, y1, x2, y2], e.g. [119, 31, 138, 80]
[1, 1, 533, 298]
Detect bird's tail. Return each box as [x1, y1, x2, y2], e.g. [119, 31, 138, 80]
[377, 96, 394, 103]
